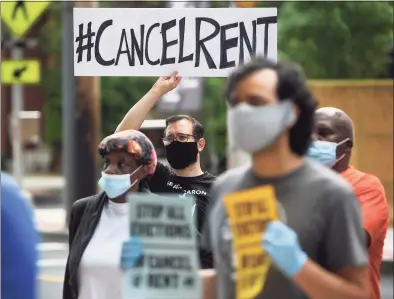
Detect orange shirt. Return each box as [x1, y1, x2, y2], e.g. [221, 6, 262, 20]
[341, 166, 389, 299]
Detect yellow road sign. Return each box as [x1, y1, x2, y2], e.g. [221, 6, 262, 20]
[1, 1, 50, 38]
[1, 60, 41, 85]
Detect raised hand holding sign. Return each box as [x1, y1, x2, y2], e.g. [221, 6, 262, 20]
[151, 71, 183, 96]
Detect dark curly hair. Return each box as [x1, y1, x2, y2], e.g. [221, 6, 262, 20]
[225, 57, 318, 156]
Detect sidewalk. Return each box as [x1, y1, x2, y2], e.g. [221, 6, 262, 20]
[22, 175, 65, 191]
[35, 208, 68, 240]
[23, 175, 64, 205]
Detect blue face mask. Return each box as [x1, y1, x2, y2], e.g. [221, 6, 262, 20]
[306, 139, 349, 168]
[98, 166, 142, 199]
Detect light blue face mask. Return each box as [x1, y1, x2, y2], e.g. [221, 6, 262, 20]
[98, 165, 142, 199]
[306, 139, 349, 168]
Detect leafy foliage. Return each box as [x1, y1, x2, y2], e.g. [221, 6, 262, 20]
[101, 77, 155, 136]
[41, 3, 62, 144]
[278, 2, 393, 78]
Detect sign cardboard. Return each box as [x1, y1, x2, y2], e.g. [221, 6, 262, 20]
[1, 60, 41, 85]
[124, 193, 202, 299]
[73, 8, 277, 77]
[224, 185, 279, 299]
[1, 1, 50, 38]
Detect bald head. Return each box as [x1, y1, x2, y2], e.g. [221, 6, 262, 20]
[315, 107, 355, 142]
[313, 107, 354, 172]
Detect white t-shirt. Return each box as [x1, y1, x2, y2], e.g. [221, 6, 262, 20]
[78, 200, 129, 299]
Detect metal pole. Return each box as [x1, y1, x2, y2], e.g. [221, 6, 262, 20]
[11, 45, 24, 186]
[62, 1, 77, 218]
[73, 0, 101, 201]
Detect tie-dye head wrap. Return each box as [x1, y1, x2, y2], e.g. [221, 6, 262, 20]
[98, 130, 157, 176]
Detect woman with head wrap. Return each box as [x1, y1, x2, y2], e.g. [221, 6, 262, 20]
[63, 130, 157, 299]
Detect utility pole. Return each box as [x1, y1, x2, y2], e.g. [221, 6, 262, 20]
[73, 0, 101, 200]
[62, 1, 77, 218]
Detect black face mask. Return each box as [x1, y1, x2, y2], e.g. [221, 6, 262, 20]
[165, 141, 198, 170]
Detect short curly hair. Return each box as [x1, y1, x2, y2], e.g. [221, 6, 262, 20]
[225, 57, 318, 156]
[98, 130, 157, 175]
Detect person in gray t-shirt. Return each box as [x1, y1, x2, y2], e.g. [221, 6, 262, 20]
[200, 57, 370, 299]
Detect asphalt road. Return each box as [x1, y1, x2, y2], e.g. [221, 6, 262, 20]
[38, 235, 393, 299]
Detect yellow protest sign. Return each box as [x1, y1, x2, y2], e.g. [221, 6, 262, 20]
[224, 185, 279, 299]
[1, 60, 41, 85]
[1, 1, 50, 38]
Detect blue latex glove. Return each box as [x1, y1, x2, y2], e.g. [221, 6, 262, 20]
[261, 221, 308, 277]
[120, 236, 143, 271]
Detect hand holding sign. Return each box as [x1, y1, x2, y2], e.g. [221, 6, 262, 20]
[152, 71, 182, 96]
[120, 236, 143, 271]
[123, 193, 202, 299]
[261, 221, 308, 277]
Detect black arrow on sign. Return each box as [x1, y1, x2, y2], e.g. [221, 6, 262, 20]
[13, 65, 28, 80]
[12, 1, 28, 21]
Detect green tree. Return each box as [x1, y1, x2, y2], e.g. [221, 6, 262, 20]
[41, 4, 62, 147]
[101, 77, 155, 136]
[278, 2, 394, 78]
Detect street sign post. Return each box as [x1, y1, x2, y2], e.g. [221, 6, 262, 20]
[1, 60, 41, 85]
[1, 1, 50, 186]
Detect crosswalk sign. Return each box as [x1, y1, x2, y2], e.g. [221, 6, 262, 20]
[1, 1, 50, 38]
[1, 60, 41, 85]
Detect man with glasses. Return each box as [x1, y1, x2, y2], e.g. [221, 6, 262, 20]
[116, 72, 216, 269]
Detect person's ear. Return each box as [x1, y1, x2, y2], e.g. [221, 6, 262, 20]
[197, 138, 205, 152]
[294, 105, 301, 117]
[130, 166, 149, 185]
[288, 104, 300, 129]
[344, 139, 353, 153]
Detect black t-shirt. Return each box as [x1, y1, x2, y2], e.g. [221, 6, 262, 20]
[148, 162, 216, 269]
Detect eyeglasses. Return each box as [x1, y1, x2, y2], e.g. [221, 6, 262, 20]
[162, 134, 196, 146]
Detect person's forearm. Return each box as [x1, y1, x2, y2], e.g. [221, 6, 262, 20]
[292, 259, 369, 299]
[115, 88, 163, 133]
[200, 269, 216, 299]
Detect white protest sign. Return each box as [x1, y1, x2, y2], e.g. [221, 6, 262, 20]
[73, 8, 277, 77]
[123, 193, 201, 299]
